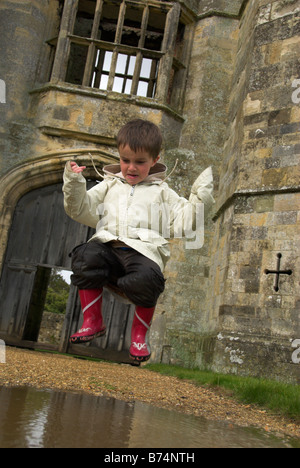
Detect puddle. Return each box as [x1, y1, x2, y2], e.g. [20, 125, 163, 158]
[0, 387, 296, 448]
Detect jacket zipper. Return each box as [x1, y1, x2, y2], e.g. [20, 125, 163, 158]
[130, 185, 136, 196]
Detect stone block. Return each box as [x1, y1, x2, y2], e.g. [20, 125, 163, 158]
[254, 195, 274, 213]
[270, 0, 300, 21]
[198, 0, 244, 17]
[254, 13, 295, 46]
[274, 193, 300, 211]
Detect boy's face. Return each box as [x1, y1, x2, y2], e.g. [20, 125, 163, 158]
[119, 145, 160, 186]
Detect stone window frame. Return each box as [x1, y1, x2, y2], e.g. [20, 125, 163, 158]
[48, 0, 190, 112]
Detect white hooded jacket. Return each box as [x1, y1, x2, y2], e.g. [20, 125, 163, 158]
[63, 161, 215, 271]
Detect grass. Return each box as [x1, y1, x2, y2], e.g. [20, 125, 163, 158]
[145, 363, 300, 422]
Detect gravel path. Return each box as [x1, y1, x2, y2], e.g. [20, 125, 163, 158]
[1, 347, 299, 440]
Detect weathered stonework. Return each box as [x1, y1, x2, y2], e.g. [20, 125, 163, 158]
[153, 0, 299, 384]
[39, 312, 65, 345]
[0, 0, 299, 382]
[207, 0, 300, 384]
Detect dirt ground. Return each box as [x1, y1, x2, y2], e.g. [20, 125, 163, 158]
[0, 346, 299, 441]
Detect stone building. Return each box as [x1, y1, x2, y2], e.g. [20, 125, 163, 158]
[0, 0, 299, 382]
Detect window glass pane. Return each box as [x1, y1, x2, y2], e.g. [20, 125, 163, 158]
[103, 51, 113, 71]
[137, 81, 148, 97]
[99, 74, 109, 90]
[92, 49, 111, 90]
[140, 58, 152, 78]
[128, 56, 136, 76]
[124, 79, 132, 94]
[94, 49, 101, 68]
[116, 54, 128, 74]
[113, 76, 124, 93]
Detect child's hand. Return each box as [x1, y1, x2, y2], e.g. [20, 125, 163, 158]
[70, 161, 86, 173]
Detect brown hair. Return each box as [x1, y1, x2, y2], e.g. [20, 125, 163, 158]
[117, 119, 162, 159]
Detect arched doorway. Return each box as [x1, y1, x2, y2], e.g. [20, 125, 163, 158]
[0, 182, 135, 363]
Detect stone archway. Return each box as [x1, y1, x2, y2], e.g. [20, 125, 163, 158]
[0, 148, 118, 272]
[0, 149, 135, 362]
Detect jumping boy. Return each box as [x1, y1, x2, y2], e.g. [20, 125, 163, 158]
[63, 119, 214, 362]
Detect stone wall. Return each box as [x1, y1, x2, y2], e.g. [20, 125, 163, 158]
[39, 312, 65, 345]
[152, 0, 300, 384]
[211, 0, 300, 383]
[152, 1, 243, 368]
[0, 0, 62, 173]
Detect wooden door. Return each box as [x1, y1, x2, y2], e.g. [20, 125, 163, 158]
[0, 183, 135, 363]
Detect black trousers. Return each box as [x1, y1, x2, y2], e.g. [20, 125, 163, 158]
[70, 241, 165, 308]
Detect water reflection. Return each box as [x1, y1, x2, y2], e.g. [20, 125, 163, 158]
[0, 387, 295, 448]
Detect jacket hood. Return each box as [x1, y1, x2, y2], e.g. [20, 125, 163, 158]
[102, 162, 167, 184]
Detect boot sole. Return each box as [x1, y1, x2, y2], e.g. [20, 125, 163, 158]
[129, 353, 151, 363]
[69, 328, 106, 344]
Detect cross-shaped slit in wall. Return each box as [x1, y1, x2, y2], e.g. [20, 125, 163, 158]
[264, 253, 293, 292]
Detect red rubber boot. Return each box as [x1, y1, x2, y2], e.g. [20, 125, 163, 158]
[129, 306, 155, 362]
[70, 289, 106, 344]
